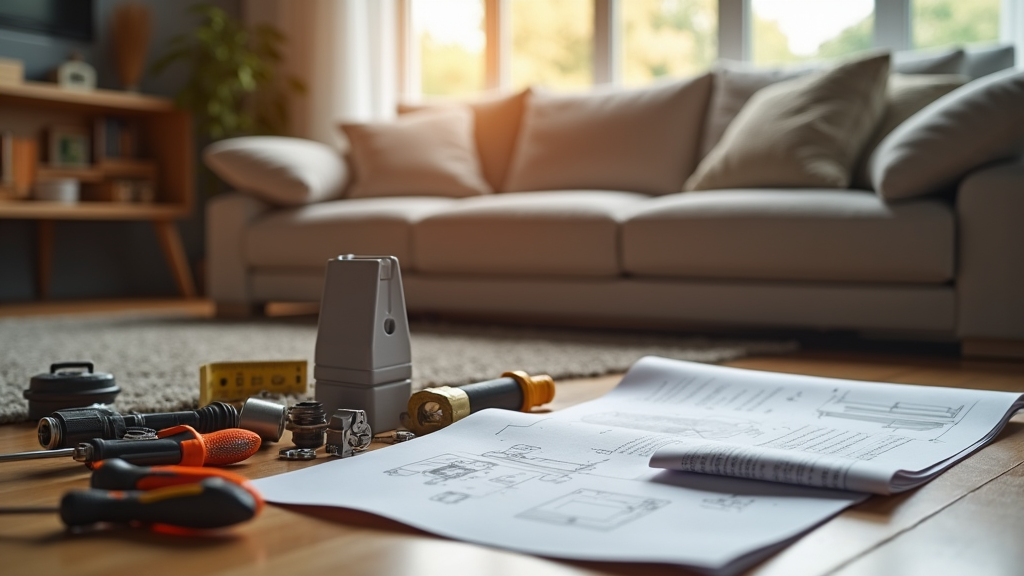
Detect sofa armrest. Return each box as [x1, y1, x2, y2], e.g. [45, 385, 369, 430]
[957, 157, 1024, 341]
[206, 192, 272, 307]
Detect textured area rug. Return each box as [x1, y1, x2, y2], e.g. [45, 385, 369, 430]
[0, 313, 798, 423]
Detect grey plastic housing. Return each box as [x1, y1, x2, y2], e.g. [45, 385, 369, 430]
[313, 255, 412, 432]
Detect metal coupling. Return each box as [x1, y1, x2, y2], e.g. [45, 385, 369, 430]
[285, 401, 329, 449]
[325, 409, 372, 458]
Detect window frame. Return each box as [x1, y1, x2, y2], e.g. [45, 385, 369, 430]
[399, 0, 1016, 99]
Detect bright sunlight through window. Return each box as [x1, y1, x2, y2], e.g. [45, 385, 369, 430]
[751, 0, 874, 65]
[413, 0, 486, 97]
[621, 0, 717, 86]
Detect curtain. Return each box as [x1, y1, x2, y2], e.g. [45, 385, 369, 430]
[244, 0, 398, 147]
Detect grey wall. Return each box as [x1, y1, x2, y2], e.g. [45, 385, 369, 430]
[0, 0, 241, 301]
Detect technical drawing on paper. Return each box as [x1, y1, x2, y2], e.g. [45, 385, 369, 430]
[384, 446, 609, 503]
[517, 489, 669, 531]
[580, 411, 762, 439]
[701, 496, 754, 513]
[481, 444, 606, 480]
[817, 393, 966, 432]
[385, 454, 539, 501]
[431, 492, 470, 504]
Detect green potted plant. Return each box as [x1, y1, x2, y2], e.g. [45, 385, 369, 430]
[150, 3, 305, 141]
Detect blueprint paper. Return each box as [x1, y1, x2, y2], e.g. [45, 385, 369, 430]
[638, 358, 1023, 493]
[254, 357, 867, 573]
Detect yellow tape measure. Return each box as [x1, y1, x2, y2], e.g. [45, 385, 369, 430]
[199, 360, 307, 406]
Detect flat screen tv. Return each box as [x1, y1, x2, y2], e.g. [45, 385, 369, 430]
[0, 0, 94, 42]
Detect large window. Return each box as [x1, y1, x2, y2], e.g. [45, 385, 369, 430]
[401, 0, 1010, 99]
[510, 0, 593, 90]
[751, 0, 874, 65]
[413, 0, 486, 97]
[913, 0, 1001, 49]
[621, 0, 717, 86]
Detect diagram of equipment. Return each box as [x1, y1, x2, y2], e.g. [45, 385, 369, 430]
[580, 411, 761, 439]
[817, 393, 966, 432]
[517, 488, 669, 531]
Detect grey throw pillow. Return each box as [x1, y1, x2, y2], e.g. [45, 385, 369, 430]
[870, 68, 1024, 200]
[686, 52, 891, 191]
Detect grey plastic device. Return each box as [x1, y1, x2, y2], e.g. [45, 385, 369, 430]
[313, 255, 412, 432]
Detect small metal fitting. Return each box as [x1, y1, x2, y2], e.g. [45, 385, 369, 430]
[278, 447, 318, 461]
[325, 409, 372, 458]
[285, 401, 329, 449]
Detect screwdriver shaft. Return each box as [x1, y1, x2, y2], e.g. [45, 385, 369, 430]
[0, 507, 60, 514]
[0, 448, 74, 463]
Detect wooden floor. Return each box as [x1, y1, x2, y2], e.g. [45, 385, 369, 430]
[1, 298, 1023, 575]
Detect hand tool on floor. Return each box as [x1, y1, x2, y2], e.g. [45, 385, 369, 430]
[0, 458, 262, 530]
[403, 371, 555, 436]
[0, 425, 261, 467]
[37, 396, 286, 449]
[199, 360, 307, 406]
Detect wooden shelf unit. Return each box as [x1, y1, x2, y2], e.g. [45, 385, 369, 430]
[0, 81, 195, 298]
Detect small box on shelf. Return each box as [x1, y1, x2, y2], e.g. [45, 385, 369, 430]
[0, 58, 23, 86]
[81, 178, 157, 203]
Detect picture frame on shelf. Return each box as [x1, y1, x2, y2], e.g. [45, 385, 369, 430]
[48, 125, 90, 168]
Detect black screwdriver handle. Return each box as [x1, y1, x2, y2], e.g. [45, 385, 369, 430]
[60, 478, 259, 529]
[82, 429, 199, 466]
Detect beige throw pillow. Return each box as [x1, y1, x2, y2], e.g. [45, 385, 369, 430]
[699, 61, 817, 158]
[503, 74, 713, 195]
[398, 89, 528, 192]
[870, 67, 1024, 200]
[851, 73, 967, 189]
[341, 107, 492, 199]
[203, 136, 348, 206]
[685, 52, 891, 191]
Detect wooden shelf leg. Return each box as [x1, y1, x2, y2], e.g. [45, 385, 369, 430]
[152, 220, 197, 298]
[36, 219, 54, 299]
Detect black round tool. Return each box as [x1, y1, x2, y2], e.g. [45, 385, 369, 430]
[23, 362, 121, 420]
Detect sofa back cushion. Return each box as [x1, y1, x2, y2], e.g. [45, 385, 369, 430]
[398, 89, 528, 192]
[341, 106, 493, 199]
[203, 137, 348, 206]
[870, 68, 1024, 200]
[851, 73, 968, 189]
[686, 52, 890, 191]
[699, 62, 816, 159]
[502, 73, 713, 196]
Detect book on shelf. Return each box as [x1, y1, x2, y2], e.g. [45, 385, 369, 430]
[93, 116, 140, 163]
[0, 131, 38, 200]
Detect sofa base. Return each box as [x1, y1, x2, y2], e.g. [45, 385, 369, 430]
[244, 269, 955, 334]
[962, 339, 1024, 361]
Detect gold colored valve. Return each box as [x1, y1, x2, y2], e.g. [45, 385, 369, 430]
[404, 371, 555, 436]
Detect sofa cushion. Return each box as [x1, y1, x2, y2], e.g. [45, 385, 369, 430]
[892, 47, 965, 75]
[964, 44, 1015, 79]
[870, 67, 1024, 200]
[398, 89, 529, 192]
[341, 107, 492, 199]
[699, 61, 815, 158]
[622, 189, 954, 283]
[686, 52, 890, 191]
[204, 137, 348, 206]
[852, 73, 967, 189]
[244, 197, 458, 269]
[502, 74, 712, 195]
[415, 191, 647, 277]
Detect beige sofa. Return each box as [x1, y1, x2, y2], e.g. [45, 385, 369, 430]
[205, 48, 1024, 356]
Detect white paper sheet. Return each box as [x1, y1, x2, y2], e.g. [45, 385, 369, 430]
[632, 358, 1023, 493]
[254, 357, 869, 573]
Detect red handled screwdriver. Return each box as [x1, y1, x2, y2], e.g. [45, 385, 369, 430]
[0, 425, 261, 467]
[0, 459, 263, 530]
